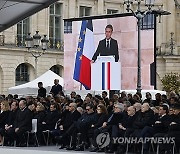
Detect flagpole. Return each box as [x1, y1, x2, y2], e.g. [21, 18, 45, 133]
[80, 83, 82, 90]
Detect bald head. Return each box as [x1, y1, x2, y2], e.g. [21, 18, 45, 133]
[141, 103, 150, 112]
[19, 100, 27, 110]
[69, 103, 77, 112]
[127, 106, 136, 116]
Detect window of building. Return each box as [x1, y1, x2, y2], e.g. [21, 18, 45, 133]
[64, 21, 72, 34]
[17, 18, 30, 46]
[16, 63, 29, 86]
[107, 9, 118, 14]
[141, 13, 154, 30]
[50, 65, 63, 77]
[49, 3, 62, 50]
[79, 6, 92, 17]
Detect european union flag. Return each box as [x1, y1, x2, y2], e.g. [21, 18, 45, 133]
[73, 20, 87, 82]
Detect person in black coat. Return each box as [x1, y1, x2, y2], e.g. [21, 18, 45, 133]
[92, 103, 124, 152]
[6, 101, 19, 127]
[160, 103, 180, 153]
[114, 106, 137, 138]
[0, 100, 18, 145]
[140, 105, 171, 152]
[140, 105, 171, 138]
[34, 102, 46, 145]
[6, 100, 33, 146]
[0, 101, 10, 145]
[53, 103, 81, 147]
[65, 104, 96, 150]
[0, 101, 10, 129]
[131, 103, 154, 137]
[37, 82, 47, 98]
[92, 24, 119, 62]
[60, 103, 81, 131]
[50, 79, 62, 97]
[106, 106, 137, 153]
[89, 105, 109, 152]
[41, 103, 60, 131]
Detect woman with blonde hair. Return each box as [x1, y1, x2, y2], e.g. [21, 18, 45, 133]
[0, 101, 10, 145]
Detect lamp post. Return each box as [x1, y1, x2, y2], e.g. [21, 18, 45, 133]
[25, 31, 49, 77]
[124, 0, 155, 93]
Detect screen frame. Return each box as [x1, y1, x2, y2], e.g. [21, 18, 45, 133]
[64, 12, 157, 90]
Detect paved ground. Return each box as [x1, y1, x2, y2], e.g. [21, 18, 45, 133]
[0, 145, 160, 154]
[0, 146, 88, 154]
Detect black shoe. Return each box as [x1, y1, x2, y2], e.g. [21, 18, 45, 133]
[66, 146, 76, 150]
[59, 145, 65, 149]
[17, 143, 26, 147]
[97, 148, 105, 152]
[105, 149, 114, 153]
[165, 150, 172, 154]
[90, 147, 99, 152]
[74, 146, 85, 151]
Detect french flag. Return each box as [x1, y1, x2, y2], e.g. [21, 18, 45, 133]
[73, 20, 95, 89]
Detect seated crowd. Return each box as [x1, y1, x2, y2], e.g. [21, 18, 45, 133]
[0, 90, 179, 154]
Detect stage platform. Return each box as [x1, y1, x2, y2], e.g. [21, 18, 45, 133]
[0, 146, 88, 154]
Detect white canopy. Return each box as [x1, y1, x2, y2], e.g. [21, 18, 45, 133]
[8, 70, 63, 97]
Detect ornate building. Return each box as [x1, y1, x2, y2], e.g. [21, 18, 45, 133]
[0, 0, 179, 94]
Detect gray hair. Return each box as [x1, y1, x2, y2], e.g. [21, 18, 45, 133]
[123, 101, 131, 107]
[70, 103, 77, 109]
[115, 103, 124, 112]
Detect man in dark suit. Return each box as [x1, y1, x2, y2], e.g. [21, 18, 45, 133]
[37, 82, 46, 98]
[50, 79, 62, 97]
[92, 24, 119, 62]
[6, 100, 32, 146]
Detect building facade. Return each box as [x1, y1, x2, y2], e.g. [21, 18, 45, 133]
[0, 0, 179, 95]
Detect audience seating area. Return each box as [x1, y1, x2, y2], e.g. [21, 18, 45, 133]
[0, 90, 179, 154]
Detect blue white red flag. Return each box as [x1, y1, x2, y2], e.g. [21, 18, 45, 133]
[73, 20, 95, 89]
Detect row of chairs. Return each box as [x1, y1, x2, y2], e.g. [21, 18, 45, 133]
[1, 120, 179, 154]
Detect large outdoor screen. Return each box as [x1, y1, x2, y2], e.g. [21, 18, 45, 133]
[64, 14, 155, 91]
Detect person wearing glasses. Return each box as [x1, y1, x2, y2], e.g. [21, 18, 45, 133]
[94, 103, 124, 152]
[65, 104, 96, 151]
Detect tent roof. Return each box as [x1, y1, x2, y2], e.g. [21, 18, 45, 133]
[9, 70, 63, 90]
[0, 0, 58, 32]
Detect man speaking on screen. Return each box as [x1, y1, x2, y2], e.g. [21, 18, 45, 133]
[92, 24, 119, 62]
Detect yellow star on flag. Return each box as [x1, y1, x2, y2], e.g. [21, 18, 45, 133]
[77, 47, 81, 52]
[83, 30, 86, 35]
[79, 37, 82, 42]
[79, 55, 82, 60]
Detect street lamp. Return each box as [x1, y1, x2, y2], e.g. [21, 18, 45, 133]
[25, 31, 49, 77]
[124, 0, 155, 93]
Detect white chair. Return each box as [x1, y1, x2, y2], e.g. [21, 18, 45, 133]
[26, 119, 39, 147]
[42, 130, 50, 146]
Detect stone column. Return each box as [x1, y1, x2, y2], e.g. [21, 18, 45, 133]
[68, 0, 76, 18]
[166, 0, 176, 42]
[98, 0, 104, 15]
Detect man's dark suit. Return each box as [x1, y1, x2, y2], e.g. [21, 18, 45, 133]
[6, 107, 32, 145]
[50, 84, 62, 96]
[92, 38, 119, 62]
[38, 87, 47, 98]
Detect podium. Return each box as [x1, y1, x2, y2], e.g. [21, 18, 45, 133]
[91, 56, 121, 90]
